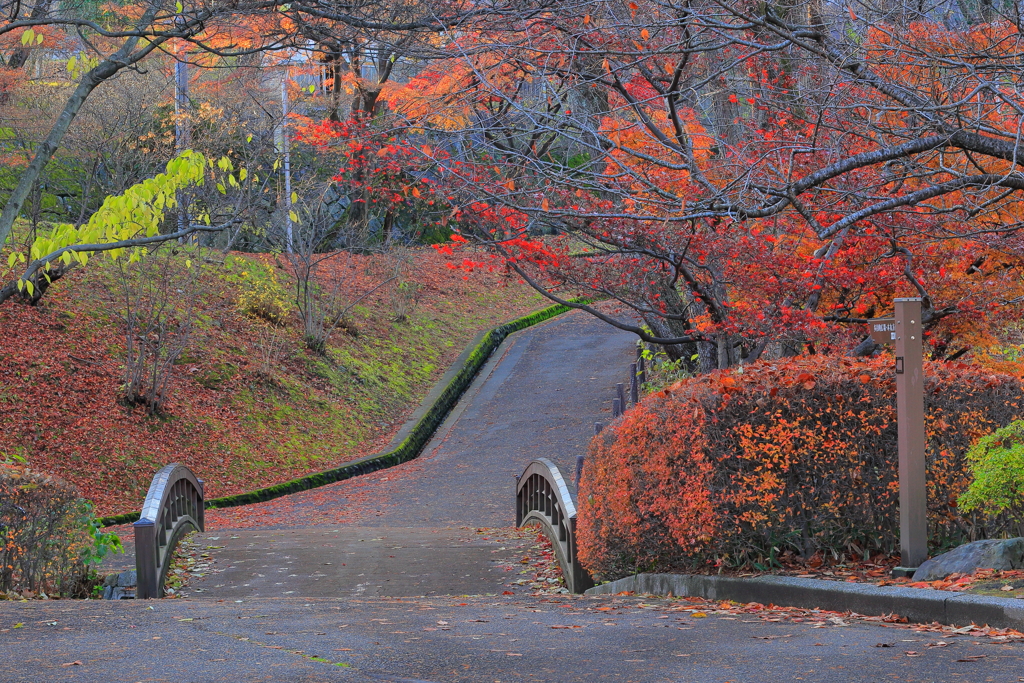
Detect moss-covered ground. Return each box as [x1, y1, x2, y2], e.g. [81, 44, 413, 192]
[0, 241, 545, 515]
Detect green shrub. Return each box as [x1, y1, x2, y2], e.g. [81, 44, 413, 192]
[236, 268, 293, 325]
[959, 420, 1024, 530]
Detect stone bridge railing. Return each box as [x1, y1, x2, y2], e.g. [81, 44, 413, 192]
[515, 458, 593, 594]
[133, 464, 205, 599]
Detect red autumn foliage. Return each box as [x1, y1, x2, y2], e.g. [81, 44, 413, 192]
[577, 356, 1024, 579]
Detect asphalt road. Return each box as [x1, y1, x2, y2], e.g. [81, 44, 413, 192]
[3, 594, 1021, 683]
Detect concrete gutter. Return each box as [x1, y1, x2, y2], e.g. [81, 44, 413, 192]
[586, 573, 1024, 629]
[386, 329, 490, 450]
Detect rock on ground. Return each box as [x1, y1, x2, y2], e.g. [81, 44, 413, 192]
[913, 538, 1024, 581]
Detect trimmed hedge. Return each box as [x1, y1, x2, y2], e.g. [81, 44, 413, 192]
[101, 299, 585, 527]
[577, 356, 1024, 579]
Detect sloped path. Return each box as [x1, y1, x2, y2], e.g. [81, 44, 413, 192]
[185, 311, 636, 599]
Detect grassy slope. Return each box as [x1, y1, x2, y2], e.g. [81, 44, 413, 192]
[0, 247, 544, 515]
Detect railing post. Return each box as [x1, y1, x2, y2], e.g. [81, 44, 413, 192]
[594, 422, 603, 435]
[612, 397, 621, 417]
[514, 475, 522, 526]
[197, 479, 206, 531]
[575, 454, 585, 492]
[629, 363, 638, 404]
[638, 356, 646, 387]
[616, 383, 627, 412]
[133, 519, 157, 600]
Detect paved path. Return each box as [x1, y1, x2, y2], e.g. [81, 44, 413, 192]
[182, 312, 636, 600]
[4, 311, 1024, 681]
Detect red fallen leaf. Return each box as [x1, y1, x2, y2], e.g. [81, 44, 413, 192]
[502, 591, 514, 595]
[882, 614, 909, 623]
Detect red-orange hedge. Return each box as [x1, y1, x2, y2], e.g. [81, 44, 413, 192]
[577, 356, 1024, 579]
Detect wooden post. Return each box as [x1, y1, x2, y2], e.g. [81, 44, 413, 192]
[895, 298, 928, 569]
[629, 363, 639, 404]
[514, 475, 522, 526]
[612, 398, 621, 417]
[616, 383, 627, 411]
[638, 356, 646, 386]
[575, 454, 585, 492]
[594, 422, 603, 435]
[133, 519, 157, 599]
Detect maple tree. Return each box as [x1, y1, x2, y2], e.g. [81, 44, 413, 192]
[0, 0, 516, 307]
[385, 0, 1024, 367]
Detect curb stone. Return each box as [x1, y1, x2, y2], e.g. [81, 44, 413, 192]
[585, 573, 1024, 630]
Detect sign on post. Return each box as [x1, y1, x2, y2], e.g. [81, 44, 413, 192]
[868, 317, 896, 345]
[868, 303, 928, 571]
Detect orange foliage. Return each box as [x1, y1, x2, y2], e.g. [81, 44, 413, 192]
[578, 356, 1024, 579]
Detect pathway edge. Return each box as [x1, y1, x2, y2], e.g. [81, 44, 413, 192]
[585, 572, 1024, 629]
